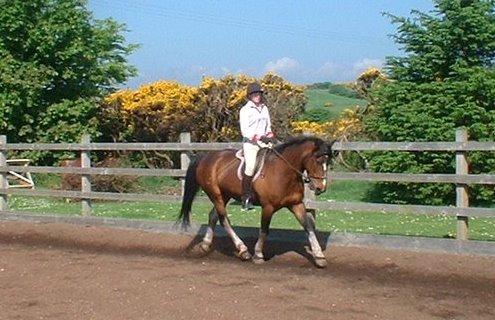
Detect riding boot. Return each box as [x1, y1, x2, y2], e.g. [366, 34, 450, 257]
[241, 173, 254, 211]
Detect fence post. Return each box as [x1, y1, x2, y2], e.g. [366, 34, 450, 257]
[302, 131, 317, 219]
[81, 134, 92, 216]
[304, 183, 316, 219]
[0, 135, 7, 211]
[180, 132, 191, 196]
[456, 128, 469, 240]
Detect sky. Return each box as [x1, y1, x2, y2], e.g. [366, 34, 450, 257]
[88, 0, 435, 89]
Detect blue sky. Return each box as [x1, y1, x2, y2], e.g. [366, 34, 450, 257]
[88, 0, 435, 88]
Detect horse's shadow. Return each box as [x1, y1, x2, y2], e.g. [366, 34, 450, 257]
[184, 225, 331, 264]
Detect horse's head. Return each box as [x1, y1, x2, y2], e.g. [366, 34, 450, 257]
[273, 136, 333, 195]
[302, 138, 331, 195]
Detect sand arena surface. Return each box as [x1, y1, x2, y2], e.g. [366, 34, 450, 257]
[0, 220, 494, 320]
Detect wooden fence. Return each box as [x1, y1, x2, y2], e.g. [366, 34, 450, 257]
[1, 129, 494, 241]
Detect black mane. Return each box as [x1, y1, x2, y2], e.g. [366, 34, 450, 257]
[274, 136, 328, 156]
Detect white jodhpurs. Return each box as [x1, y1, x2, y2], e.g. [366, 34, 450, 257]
[242, 142, 261, 176]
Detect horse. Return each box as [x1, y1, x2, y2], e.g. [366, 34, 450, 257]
[178, 136, 332, 268]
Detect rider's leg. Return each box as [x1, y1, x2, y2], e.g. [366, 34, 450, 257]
[241, 142, 259, 211]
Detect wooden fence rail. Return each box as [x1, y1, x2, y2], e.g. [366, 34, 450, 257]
[1, 129, 495, 240]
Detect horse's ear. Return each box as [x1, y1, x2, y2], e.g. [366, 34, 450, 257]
[326, 140, 339, 161]
[326, 140, 335, 155]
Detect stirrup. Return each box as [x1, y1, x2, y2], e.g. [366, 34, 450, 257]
[241, 198, 254, 211]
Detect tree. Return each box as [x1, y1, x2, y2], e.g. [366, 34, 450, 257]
[364, 0, 495, 205]
[0, 0, 137, 149]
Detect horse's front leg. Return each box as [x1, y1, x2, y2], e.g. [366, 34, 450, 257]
[290, 203, 327, 268]
[253, 205, 274, 264]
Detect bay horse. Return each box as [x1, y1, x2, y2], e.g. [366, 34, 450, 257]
[178, 136, 332, 268]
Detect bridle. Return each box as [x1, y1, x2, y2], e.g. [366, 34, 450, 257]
[270, 147, 329, 189]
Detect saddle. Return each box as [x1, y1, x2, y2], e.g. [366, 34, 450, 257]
[234, 148, 270, 182]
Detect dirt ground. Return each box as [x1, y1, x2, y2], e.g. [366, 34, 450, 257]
[0, 220, 494, 320]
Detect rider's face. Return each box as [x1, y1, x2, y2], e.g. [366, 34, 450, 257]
[250, 92, 263, 104]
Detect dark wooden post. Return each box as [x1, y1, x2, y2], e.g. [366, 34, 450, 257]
[180, 132, 191, 197]
[81, 134, 92, 216]
[0, 135, 7, 211]
[456, 128, 469, 240]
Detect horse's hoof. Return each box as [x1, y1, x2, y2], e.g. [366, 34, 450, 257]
[237, 250, 252, 261]
[199, 243, 211, 253]
[189, 243, 211, 257]
[252, 254, 265, 265]
[314, 257, 328, 268]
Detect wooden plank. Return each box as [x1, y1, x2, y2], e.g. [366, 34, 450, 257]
[332, 141, 495, 151]
[3, 140, 495, 152]
[1, 142, 243, 151]
[3, 166, 495, 185]
[0, 166, 185, 177]
[0, 187, 213, 204]
[327, 172, 495, 184]
[305, 200, 495, 218]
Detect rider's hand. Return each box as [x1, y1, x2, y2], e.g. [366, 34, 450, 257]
[259, 135, 272, 144]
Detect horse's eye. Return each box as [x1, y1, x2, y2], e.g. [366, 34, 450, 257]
[319, 155, 329, 165]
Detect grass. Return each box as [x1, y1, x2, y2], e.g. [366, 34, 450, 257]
[7, 176, 495, 241]
[304, 89, 366, 118]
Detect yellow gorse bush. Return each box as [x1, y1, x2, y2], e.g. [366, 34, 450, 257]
[357, 67, 386, 82]
[291, 107, 362, 140]
[105, 81, 198, 112]
[101, 80, 200, 143]
[101, 73, 310, 143]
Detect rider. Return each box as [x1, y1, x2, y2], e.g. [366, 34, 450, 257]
[239, 82, 275, 210]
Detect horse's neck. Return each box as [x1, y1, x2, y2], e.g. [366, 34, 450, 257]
[277, 148, 306, 170]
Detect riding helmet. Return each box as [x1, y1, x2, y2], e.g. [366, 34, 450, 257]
[247, 82, 264, 96]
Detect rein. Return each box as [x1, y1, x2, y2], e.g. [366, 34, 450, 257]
[270, 147, 327, 186]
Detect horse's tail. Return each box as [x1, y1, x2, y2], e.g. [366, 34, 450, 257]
[177, 155, 202, 229]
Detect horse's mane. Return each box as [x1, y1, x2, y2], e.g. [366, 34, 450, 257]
[274, 136, 328, 155]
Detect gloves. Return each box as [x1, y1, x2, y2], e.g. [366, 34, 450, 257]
[259, 135, 273, 144]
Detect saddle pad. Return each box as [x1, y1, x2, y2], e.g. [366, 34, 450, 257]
[235, 149, 266, 182]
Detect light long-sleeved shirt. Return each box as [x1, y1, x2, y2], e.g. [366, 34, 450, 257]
[239, 100, 274, 141]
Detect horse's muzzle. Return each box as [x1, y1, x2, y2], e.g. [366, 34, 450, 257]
[314, 187, 325, 196]
[310, 181, 326, 195]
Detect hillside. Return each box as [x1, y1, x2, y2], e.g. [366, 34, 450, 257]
[304, 88, 366, 120]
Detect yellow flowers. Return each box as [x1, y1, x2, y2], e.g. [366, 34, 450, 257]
[357, 67, 386, 82]
[291, 107, 362, 140]
[105, 81, 198, 112]
[101, 74, 310, 143]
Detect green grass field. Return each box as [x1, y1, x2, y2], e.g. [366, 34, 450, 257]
[7, 177, 495, 241]
[304, 88, 366, 118]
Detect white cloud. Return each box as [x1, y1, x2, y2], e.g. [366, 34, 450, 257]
[264, 57, 300, 75]
[309, 58, 385, 83]
[124, 57, 386, 88]
[352, 58, 384, 74]
[262, 57, 384, 84]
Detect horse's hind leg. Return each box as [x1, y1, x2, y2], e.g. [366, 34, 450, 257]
[290, 203, 327, 268]
[199, 208, 219, 253]
[215, 204, 251, 261]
